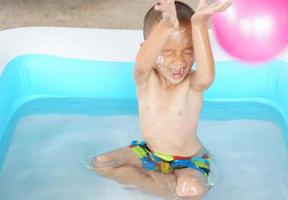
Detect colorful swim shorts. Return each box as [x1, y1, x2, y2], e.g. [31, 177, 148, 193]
[129, 140, 211, 177]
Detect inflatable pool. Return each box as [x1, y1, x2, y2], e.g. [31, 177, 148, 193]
[0, 27, 287, 200]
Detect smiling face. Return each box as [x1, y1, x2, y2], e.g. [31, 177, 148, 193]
[154, 23, 194, 85]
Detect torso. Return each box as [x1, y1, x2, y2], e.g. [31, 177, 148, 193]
[136, 69, 203, 157]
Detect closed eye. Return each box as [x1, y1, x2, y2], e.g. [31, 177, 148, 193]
[183, 48, 194, 55]
[161, 50, 173, 56]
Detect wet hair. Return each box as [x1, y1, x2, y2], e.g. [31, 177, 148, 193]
[143, 1, 195, 40]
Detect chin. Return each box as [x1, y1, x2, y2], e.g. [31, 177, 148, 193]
[167, 76, 185, 85]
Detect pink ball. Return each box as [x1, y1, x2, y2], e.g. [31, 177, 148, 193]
[212, 0, 288, 62]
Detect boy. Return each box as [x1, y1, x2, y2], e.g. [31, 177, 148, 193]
[91, 0, 231, 199]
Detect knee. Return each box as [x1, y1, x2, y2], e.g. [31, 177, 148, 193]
[91, 155, 114, 174]
[176, 177, 207, 198]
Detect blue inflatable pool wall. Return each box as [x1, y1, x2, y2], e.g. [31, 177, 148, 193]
[0, 54, 287, 170]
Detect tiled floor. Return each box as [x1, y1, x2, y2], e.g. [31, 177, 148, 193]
[0, 0, 201, 30]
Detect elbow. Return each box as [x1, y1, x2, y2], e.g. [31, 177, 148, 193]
[198, 79, 214, 90]
[194, 74, 215, 91]
[197, 71, 215, 86]
[134, 57, 153, 74]
[134, 62, 147, 74]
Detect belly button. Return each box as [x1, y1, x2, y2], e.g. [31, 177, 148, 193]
[146, 106, 150, 111]
[177, 110, 182, 116]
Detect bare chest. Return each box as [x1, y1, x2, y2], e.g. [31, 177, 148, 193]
[136, 72, 203, 126]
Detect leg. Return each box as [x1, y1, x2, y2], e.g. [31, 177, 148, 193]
[91, 147, 178, 199]
[174, 168, 209, 200]
[149, 169, 209, 200]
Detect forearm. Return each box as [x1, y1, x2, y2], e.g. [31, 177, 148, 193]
[192, 22, 215, 82]
[135, 19, 174, 72]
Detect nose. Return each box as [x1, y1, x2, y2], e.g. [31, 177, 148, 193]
[173, 53, 186, 66]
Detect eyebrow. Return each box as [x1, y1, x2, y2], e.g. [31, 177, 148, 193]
[162, 48, 173, 51]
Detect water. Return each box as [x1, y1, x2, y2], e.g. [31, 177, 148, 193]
[0, 99, 288, 200]
[0, 112, 288, 200]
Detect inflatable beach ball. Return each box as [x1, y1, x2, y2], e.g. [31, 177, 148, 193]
[212, 0, 288, 62]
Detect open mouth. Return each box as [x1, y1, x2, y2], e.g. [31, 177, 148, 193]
[170, 67, 185, 79]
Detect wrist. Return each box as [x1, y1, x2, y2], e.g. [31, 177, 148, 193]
[191, 18, 208, 27]
[160, 18, 177, 29]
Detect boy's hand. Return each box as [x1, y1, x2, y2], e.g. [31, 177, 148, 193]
[154, 0, 180, 28]
[191, 0, 231, 24]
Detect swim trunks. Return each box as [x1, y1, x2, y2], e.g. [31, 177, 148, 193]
[129, 140, 211, 177]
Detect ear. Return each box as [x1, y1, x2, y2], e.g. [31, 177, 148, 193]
[140, 41, 145, 48]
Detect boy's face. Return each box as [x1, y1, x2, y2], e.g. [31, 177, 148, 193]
[154, 24, 194, 85]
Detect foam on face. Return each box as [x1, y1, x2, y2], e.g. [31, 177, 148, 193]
[156, 55, 166, 73]
[170, 27, 186, 43]
[156, 55, 164, 66]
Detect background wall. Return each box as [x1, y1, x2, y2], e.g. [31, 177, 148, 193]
[0, 0, 207, 30]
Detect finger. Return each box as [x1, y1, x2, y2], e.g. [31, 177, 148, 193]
[195, 10, 214, 18]
[155, 4, 169, 13]
[154, 4, 165, 11]
[209, 1, 232, 12]
[160, 0, 167, 5]
[221, 1, 232, 10]
[198, 0, 209, 5]
[156, 3, 174, 15]
[213, 2, 231, 12]
[207, 2, 220, 8]
[155, 0, 170, 9]
[197, 0, 209, 11]
[218, 0, 232, 9]
[165, 0, 175, 4]
[155, 0, 164, 6]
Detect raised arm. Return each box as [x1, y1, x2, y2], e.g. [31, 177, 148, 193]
[134, 0, 179, 88]
[190, 0, 231, 92]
